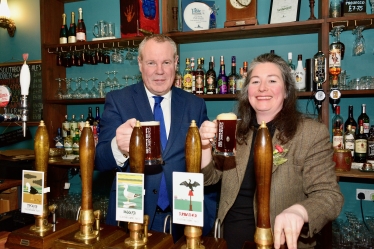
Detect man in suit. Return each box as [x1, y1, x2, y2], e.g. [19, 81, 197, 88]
[95, 34, 217, 241]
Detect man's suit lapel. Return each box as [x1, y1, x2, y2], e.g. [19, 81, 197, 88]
[131, 82, 154, 121]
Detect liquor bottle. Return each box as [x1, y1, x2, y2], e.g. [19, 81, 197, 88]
[70, 114, 77, 138]
[294, 54, 306, 91]
[190, 57, 196, 94]
[72, 128, 80, 155]
[194, 58, 203, 95]
[335, 27, 345, 60]
[344, 105, 357, 133]
[174, 61, 182, 88]
[357, 104, 370, 137]
[332, 124, 343, 150]
[62, 114, 70, 139]
[344, 125, 355, 157]
[270, 50, 275, 54]
[183, 58, 192, 93]
[64, 130, 73, 155]
[354, 121, 367, 163]
[228, 56, 239, 94]
[367, 125, 374, 163]
[206, 61, 216, 94]
[78, 114, 85, 136]
[59, 13, 68, 44]
[329, 29, 342, 87]
[93, 125, 98, 147]
[54, 128, 64, 148]
[332, 105, 344, 139]
[236, 67, 244, 94]
[86, 107, 95, 126]
[95, 106, 101, 136]
[287, 52, 295, 77]
[76, 8, 86, 42]
[68, 12, 76, 43]
[217, 56, 228, 94]
[243, 61, 248, 80]
[200, 58, 207, 93]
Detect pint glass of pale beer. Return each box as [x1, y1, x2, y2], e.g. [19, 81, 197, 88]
[214, 113, 237, 157]
[140, 121, 163, 165]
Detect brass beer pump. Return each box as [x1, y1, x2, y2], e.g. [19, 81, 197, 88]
[253, 122, 274, 249]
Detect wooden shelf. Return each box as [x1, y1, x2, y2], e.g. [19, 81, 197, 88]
[0, 121, 40, 127]
[340, 89, 374, 97]
[336, 169, 374, 180]
[327, 13, 374, 31]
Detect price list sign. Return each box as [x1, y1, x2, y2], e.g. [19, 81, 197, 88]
[0, 61, 42, 122]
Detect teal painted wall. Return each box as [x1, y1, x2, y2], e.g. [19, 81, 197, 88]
[1, 0, 374, 222]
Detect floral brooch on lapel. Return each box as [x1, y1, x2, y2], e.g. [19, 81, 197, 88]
[273, 145, 288, 166]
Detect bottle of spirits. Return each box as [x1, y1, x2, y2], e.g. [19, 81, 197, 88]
[236, 67, 244, 94]
[93, 126, 98, 147]
[95, 107, 101, 136]
[190, 57, 196, 94]
[76, 8, 86, 42]
[329, 28, 342, 88]
[228, 56, 239, 94]
[332, 105, 344, 139]
[358, 104, 370, 137]
[72, 128, 80, 155]
[59, 13, 68, 44]
[288, 52, 295, 77]
[195, 58, 204, 95]
[183, 58, 193, 93]
[344, 105, 357, 133]
[68, 12, 76, 43]
[86, 107, 95, 126]
[332, 125, 344, 150]
[78, 114, 85, 136]
[54, 128, 64, 148]
[174, 61, 182, 88]
[200, 58, 207, 94]
[243, 61, 248, 86]
[354, 121, 367, 163]
[217, 56, 228, 94]
[62, 114, 70, 139]
[344, 125, 355, 157]
[70, 114, 78, 138]
[294, 54, 306, 91]
[270, 50, 275, 54]
[367, 125, 374, 163]
[206, 61, 216, 94]
[64, 130, 73, 155]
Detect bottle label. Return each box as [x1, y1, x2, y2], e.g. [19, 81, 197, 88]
[344, 134, 355, 157]
[78, 121, 85, 136]
[62, 123, 69, 137]
[236, 77, 244, 91]
[64, 141, 72, 154]
[60, 37, 67, 44]
[332, 135, 343, 149]
[55, 141, 64, 149]
[294, 71, 305, 91]
[72, 142, 79, 155]
[228, 78, 236, 94]
[76, 32, 86, 41]
[368, 141, 374, 159]
[364, 123, 370, 134]
[70, 123, 78, 137]
[68, 36, 76, 43]
[196, 75, 204, 90]
[329, 48, 341, 67]
[206, 75, 215, 94]
[174, 75, 182, 88]
[218, 79, 227, 94]
[183, 74, 192, 92]
[355, 139, 367, 153]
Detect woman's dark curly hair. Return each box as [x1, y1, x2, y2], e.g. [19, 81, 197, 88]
[236, 53, 303, 145]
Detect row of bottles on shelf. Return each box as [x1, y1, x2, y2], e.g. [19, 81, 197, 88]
[60, 8, 86, 44]
[55, 107, 100, 155]
[332, 104, 374, 163]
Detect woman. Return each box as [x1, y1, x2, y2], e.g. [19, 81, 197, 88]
[199, 53, 343, 249]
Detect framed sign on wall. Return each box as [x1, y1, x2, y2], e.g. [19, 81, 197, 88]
[269, 0, 301, 24]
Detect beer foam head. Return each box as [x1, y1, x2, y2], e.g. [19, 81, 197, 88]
[217, 113, 237, 120]
[140, 121, 160, 126]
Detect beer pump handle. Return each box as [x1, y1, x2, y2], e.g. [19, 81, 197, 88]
[20, 53, 31, 137]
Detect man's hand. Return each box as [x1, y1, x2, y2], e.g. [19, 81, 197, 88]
[199, 120, 216, 168]
[273, 204, 308, 249]
[116, 118, 137, 156]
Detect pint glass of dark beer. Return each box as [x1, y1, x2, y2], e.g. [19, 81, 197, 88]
[140, 121, 163, 165]
[214, 113, 237, 157]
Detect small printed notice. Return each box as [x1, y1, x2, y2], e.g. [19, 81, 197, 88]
[21, 170, 44, 215]
[172, 172, 204, 227]
[116, 172, 144, 223]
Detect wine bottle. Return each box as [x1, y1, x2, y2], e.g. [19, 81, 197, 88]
[217, 56, 228, 94]
[68, 12, 76, 43]
[78, 114, 85, 136]
[59, 13, 68, 44]
[357, 104, 370, 137]
[344, 125, 355, 157]
[70, 114, 77, 138]
[86, 107, 95, 126]
[62, 114, 70, 139]
[354, 121, 367, 163]
[228, 56, 239, 94]
[95, 107, 101, 135]
[332, 105, 344, 139]
[195, 58, 204, 95]
[76, 8, 86, 42]
[344, 105, 357, 133]
[294, 54, 306, 91]
[200, 58, 207, 94]
[206, 61, 216, 94]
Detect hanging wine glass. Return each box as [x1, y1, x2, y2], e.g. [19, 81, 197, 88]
[81, 78, 92, 98]
[122, 75, 129, 87]
[370, 0, 374, 14]
[64, 78, 73, 99]
[125, 47, 133, 60]
[105, 71, 113, 91]
[73, 77, 84, 99]
[112, 71, 120, 90]
[130, 47, 138, 65]
[335, 26, 345, 60]
[352, 25, 365, 56]
[55, 78, 64, 99]
[91, 77, 100, 98]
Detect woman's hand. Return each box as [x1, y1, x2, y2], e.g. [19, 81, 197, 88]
[116, 118, 136, 156]
[199, 120, 216, 168]
[273, 204, 308, 249]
